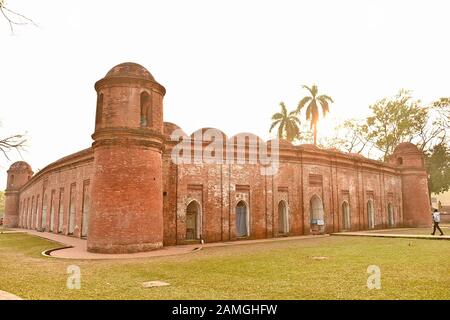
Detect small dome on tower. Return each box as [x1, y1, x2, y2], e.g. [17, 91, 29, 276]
[105, 62, 155, 81]
[393, 142, 421, 154]
[8, 161, 32, 172]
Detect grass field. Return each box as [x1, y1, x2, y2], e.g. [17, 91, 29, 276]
[0, 232, 449, 300]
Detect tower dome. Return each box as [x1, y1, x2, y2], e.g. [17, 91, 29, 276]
[393, 142, 421, 154]
[105, 62, 155, 81]
[9, 161, 32, 172]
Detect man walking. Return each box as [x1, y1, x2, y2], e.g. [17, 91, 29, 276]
[431, 209, 444, 236]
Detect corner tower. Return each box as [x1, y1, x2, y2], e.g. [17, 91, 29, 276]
[390, 142, 430, 227]
[88, 62, 166, 253]
[4, 161, 33, 227]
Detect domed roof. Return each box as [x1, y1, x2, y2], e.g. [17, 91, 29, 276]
[9, 161, 32, 172]
[105, 62, 155, 81]
[393, 142, 420, 154]
[164, 122, 187, 137]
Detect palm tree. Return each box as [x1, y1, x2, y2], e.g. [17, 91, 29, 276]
[296, 85, 334, 145]
[270, 102, 301, 142]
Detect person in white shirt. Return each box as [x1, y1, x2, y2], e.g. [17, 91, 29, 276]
[431, 209, 444, 236]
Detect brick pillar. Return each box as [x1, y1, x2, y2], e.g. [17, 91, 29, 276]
[87, 62, 166, 253]
[389, 143, 430, 227]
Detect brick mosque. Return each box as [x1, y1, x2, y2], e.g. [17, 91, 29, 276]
[3, 62, 432, 253]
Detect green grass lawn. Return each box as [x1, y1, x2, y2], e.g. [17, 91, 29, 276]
[0, 233, 449, 300]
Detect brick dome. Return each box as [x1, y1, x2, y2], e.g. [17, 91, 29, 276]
[393, 142, 420, 154]
[8, 161, 32, 172]
[105, 62, 155, 81]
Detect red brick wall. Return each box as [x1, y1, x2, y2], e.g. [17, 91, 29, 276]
[7, 138, 428, 249]
[15, 149, 93, 237]
[162, 140, 407, 245]
[88, 144, 163, 253]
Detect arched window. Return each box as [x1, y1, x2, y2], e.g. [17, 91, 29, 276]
[236, 201, 249, 237]
[41, 193, 48, 230]
[95, 93, 103, 126]
[80, 181, 90, 238]
[342, 201, 351, 230]
[397, 157, 403, 165]
[278, 201, 289, 234]
[30, 196, 35, 229]
[10, 174, 15, 187]
[367, 200, 375, 229]
[49, 190, 56, 232]
[387, 203, 395, 227]
[310, 195, 324, 225]
[68, 183, 76, 235]
[140, 91, 152, 127]
[186, 200, 201, 240]
[34, 195, 40, 229]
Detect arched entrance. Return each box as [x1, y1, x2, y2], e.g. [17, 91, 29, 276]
[367, 200, 375, 229]
[387, 203, 394, 227]
[186, 201, 201, 240]
[236, 201, 249, 237]
[310, 195, 325, 234]
[278, 201, 289, 234]
[342, 201, 351, 230]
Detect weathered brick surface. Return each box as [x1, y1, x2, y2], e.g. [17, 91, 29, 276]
[2, 63, 432, 253]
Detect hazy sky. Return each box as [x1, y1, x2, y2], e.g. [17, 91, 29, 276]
[1, 0, 449, 188]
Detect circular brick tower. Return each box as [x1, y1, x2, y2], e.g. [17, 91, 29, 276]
[87, 62, 166, 253]
[4, 161, 33, 227]
[390, 142, 430, 227]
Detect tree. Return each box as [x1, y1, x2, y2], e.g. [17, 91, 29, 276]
[425, 142, 450, 195]
[432, 97, 450, 134]
[0, 134, 26, 160]
[269, 102, 301, 142]
[323, 119, 374, 155]
[365, 89, 428, 161]
[0, 0, 37, 34]
[296, 84, 334, 145]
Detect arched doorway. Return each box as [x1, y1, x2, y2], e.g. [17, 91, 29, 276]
[367, 200, 375, 229]
[278, 201, 289, 234]
[342, 201, 351, 230]
[310, 195, 325, 234]
[236, 201, 249, 237]
[387, 203, 394, 227]
[186, 201, 201, 240]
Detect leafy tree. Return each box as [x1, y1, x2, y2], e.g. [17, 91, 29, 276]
[365, 89, 428, 161]
[296, 85, 334, 145]
[324, 119, 373, 155]
[432, 97, 450, 134]
[328, 90, 450, 195]
[269, 102, 301, 142]
[425, 142, 450, 195]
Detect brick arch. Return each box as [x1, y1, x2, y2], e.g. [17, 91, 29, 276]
[341, 200, 351, 231]
[186, 199, 202, 240]
[367, 199, 375, 229]
[140, 90, 152, 127]
[387, 202, 395, 227]
[278, 200, 289, 234]
[236, 200, 250, 237]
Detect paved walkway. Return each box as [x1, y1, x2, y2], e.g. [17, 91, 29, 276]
[0, 290, 22, 300]
[332, 228, 450, 240]
[8, 228, 329, 260]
